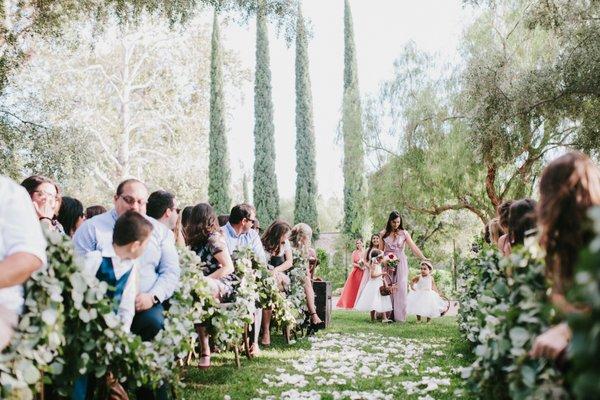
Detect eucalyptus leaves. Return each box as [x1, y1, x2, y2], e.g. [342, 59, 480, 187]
[1, 233, 314, 399]
[458, 243, 567, 399]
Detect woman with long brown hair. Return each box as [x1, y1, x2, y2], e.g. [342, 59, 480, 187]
[531, 152, 600, 360]
[184, 203, 235, 369]
[379, 211, 428, 322]
[259, 220, 294, 346]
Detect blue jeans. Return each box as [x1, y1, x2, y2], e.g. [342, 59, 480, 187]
[131, 302, 164, 341]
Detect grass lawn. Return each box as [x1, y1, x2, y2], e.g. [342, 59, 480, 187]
[181, 311, 474, 399]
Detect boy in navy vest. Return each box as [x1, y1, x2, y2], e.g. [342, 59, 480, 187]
[73, 210, 153, 399]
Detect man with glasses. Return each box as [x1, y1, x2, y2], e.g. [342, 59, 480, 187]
[221, 203, 267, 263]
[221, 203, 267, 355]
[146, 190, 179, 231]
[73, 178, 179, 400]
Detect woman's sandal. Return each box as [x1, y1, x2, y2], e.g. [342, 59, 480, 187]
[198, 353, 211, 369]
[309, 312, 326, 331]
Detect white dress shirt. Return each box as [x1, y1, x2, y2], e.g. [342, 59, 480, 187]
[83, 247, 139, 332]
[0, 176, 47, 314]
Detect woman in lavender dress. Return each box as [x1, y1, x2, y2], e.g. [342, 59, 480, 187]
[379, 211, 428, 322]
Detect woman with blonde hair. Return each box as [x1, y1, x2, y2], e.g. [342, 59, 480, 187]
[531, 151, 600, 360]
[289, 223, 325, 331]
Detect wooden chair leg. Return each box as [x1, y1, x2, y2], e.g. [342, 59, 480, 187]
[243, 324, 253, 360]
[283, 325, 291, 344]
[234, 345, 241, 368]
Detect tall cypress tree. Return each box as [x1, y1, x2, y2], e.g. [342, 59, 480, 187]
[342, 0, 366, 238]
[293, 4, 319, 237]
[208, 9, 232, 214]
[253, 3, 280, 225]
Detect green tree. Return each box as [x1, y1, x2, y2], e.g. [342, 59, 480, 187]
[341, 0, 366, 239]
[293, 4, 319, 237]
[253, 3, 279, 225]
[208, 9, 232, 214]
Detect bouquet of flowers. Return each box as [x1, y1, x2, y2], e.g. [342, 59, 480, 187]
[385, 253, 399, 270]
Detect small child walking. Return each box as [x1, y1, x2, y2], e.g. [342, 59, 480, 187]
[354, 249, 393, 322]
[406, 260, 448, 322]
[72, 210, 153, 400]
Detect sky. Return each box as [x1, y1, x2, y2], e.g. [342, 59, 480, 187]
[221, 0, 471, 200]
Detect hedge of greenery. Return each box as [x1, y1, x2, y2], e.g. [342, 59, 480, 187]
[457, 244, 567, 399]
[568, 207, 600, 398]
[1, 233, 306, 398]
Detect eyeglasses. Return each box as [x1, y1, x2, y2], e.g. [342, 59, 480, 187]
[244, 217, 256, 224]
[33, 190, 57, 200]
[119, 195, 147, 206]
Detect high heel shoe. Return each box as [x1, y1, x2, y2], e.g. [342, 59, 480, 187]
[308, 312, 326, 333]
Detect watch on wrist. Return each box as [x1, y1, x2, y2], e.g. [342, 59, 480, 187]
[152, 295, 160, 305]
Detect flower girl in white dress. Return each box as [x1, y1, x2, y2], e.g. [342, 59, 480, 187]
[406, 260, 448, 322]
[354, 249, 393, 322]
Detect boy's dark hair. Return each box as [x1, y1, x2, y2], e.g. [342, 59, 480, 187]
[113, 210, 153, 246]
[85, 205, 107, 219]
[146, 190, 175, 220]
[218, 214, 230, 227]
[229, 203, 255, 224]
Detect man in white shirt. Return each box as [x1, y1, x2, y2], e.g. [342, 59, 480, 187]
[0, 176, 47, 350]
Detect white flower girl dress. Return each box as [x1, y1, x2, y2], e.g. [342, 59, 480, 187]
[354, 263, 393, 313]
[406, 275, 447, 318]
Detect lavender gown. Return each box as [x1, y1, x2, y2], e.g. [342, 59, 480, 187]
[383, 231, 409, 322]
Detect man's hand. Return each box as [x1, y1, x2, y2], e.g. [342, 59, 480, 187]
[530, 323, 571, 360]
[135, 293, 155, 312]
[33, 201, 55, 219]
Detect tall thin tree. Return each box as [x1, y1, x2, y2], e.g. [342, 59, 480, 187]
[342, 0, 366, 238]
[208, 9, 232, 214]
[293, 3, 319, 237]
[253, 3, 279, 225]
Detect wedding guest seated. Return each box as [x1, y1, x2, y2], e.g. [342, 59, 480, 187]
[184, 203, 235, 369]
[221, 204, 267, 263]
[496, 200, 513, 256]
[21, 175, 64, 234]
[507, 199, 537, 249]
[221, 204, 267, 353]
[180, 206, 194, 245]
[0, 175, 47, 351]
[486, 218, 504, 248]
[72, 211, 152, 400]
[260, 220, 294, 346]
[73, 178, 179, 400]
[531, 152, 600, 361]
[85, 205, 106, 220]
[289, 223, 325, 331]
[146, 190, 179, 230]
[57, 196, 85, 237]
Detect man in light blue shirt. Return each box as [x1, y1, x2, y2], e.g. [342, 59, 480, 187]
[73, 179, 180, 339]
[221, 203, 267, 263]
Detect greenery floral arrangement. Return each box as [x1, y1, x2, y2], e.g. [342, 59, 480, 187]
[459, 242, 567, 399]
[0, 230, 67, 399]
[239, 249, 297, 330]
[208, 255, 258, 350]
[287, 251, 309, 325]
[568, 207, 600, 398]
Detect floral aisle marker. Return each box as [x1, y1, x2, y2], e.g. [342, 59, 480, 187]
[458, 242, 568, 399]
[569, 206, 600, 397]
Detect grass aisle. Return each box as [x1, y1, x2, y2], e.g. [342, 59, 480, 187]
[182, 311, 474, 399]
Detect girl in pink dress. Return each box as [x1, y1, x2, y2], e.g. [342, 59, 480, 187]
[379, 211, 428, 322]
[336, 238, 366, 309]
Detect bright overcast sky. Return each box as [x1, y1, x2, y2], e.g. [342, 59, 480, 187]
[222, 0, 471, 200]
